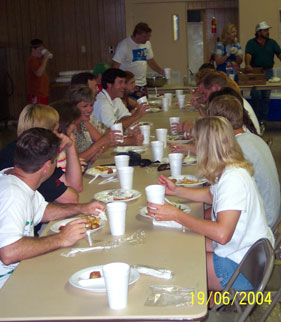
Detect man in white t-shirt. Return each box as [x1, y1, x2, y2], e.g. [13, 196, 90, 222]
[208, 94, 280, 228]
[112, 22, 164, 99]
[0, 128, 105, 289]
[93, 68, 148, 129]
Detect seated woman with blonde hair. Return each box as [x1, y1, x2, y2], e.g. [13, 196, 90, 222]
[147, 116, 274, 291]
[0, 104, 82, 202]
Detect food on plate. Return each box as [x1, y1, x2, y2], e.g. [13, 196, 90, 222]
[58, 216, 101, 231]
[112, 189, 134, 201]
[95, 166, 113, 174]
[86, 215, 101, 230]
[89, 271, 102, 279]
[171, 177, 200, 185]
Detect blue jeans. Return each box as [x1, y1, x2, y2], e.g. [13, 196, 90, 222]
[250, 69, 273, 122]
[213, 253, 253, 291]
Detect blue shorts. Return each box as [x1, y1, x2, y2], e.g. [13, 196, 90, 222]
[213, 253, 253, 291]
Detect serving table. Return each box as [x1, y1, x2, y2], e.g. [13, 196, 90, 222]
[146, 81, 281, 93]
[0, 106, 208, 321]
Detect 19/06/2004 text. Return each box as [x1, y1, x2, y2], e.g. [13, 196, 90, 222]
[190, 291, 272, 306]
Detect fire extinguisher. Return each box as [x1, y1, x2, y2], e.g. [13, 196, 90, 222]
[211, 17, 216, 33]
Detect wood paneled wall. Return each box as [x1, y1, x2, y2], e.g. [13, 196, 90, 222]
[0, 0, 125, 119]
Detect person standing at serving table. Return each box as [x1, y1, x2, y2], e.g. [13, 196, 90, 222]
[0, 128, 105, 289]
[112, 22, 165, 99]
[245, 21, 281, 126]
[214, 24, 243, 79]
[27, 39, 52, 105]
[148, 117, 274, 291]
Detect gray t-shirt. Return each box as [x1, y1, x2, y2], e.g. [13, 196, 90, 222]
[236, 130, 280, 228]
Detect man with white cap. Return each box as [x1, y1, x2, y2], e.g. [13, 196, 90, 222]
[245, 21, 281, 128]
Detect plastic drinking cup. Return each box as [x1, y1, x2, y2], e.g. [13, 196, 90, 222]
[106, 202, 127, 236]
[118, 166, 134, 190]
[169, 117, 180, 135]
[102, 262, 130, 310]
[114, 155, 129, 169]
[168, 153, 183, 177]
[151, 141, 164, 162]
[139, 125, 151, 145]
[111, 123, 124, 143]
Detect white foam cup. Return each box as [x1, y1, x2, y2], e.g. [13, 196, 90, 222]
[164, 93, 172, 107]
[162, 97, 169, 112]
[118, 166, 134, 190]
[102, 262, 130, 310]
[111, 123, 124, 143]
[114, 155, 129, 169]
[139, 125, 151, 145]
[176, 90, 183, 98]
[137, 96, 148, 104]
[151, 141, 164, 162]
[106, 202, 127, 236]
[168, 153, 183, 177]
[169, 117, 180, 135]
[164, 68, 171, 79]
[178, 94, 186, 109]
[155, 128, 168, 148]
[145, 184, 165, 205]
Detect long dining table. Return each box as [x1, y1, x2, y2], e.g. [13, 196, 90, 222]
[0, 102, 208, 321]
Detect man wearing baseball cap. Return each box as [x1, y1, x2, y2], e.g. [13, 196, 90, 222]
[245, 21, 281, 127]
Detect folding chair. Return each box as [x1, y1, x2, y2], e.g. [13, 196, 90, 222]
[257, 214, 281, 322]
[272, 212, 281, 260]
[205, 238, 275, 322]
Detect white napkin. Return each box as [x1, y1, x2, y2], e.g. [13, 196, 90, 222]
[153, 219, 183, 229]
[132, 265, 174, 279]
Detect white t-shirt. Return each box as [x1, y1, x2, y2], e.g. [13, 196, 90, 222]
[112, 37, 154, 86]
[210, 167, 274, 264]
[236, 130, 280, 228]
[93, 89, 131, 128]
[242, 98, 261, 135]
[0, 170, 48, 289]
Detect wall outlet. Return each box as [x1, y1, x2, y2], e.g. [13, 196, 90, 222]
[81, 45, 86, 53]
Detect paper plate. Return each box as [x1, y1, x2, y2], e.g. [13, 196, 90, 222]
[69, 265, 139, 292]
[169, 175, 207, 187]
[94, 189, 141, 203]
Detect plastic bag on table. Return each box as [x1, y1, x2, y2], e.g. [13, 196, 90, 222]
[145, 285, 195, 307]
[61, 230, 146, 257]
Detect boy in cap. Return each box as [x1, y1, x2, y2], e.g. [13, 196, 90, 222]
[93, 62, 110, 92]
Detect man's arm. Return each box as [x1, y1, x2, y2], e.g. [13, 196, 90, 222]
[0, 218, 88, 265]
[278, 53, 281, 62]
[147, 58, 165, 76]
[118, 107, 147, 130]
[42, 200, 106, 223]
[245, 53, 254, 72]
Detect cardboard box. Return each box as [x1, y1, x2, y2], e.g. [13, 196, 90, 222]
[238, 68, 266, 85]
